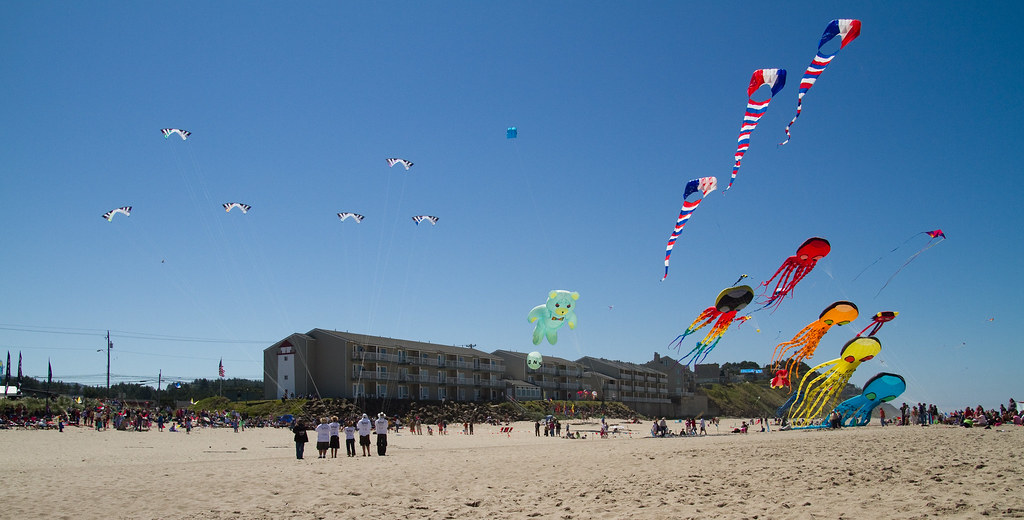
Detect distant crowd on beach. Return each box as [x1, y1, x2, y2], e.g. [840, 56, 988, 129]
[0, 401, 276, 433]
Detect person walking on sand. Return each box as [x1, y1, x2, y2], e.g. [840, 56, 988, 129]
[699, 417, 707, 436]
[357, 413, 373, 456]
[375, 413, 390, 456]
[292, 420, 309, 460]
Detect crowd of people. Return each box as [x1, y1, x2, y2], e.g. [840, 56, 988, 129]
[0, 400, 278, 433]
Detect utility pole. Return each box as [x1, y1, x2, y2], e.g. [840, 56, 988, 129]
[157, 369, 162, 406]
[106, 330, 113, 398]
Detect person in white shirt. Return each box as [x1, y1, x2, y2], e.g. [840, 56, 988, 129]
[314, 417, 331, 459]
[374, 413, 390, 456]
[344, 420, 357, 457]
[357, 413, 373, 456]
[328, 416, 341, 458]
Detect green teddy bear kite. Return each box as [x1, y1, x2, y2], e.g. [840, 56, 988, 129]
[528, 290, 579, 345]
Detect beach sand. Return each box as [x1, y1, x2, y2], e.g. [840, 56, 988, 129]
[1, 419, 1021, 519]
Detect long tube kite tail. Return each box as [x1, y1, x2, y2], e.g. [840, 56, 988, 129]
[727, 68, 786, 192]
[780, 19, 861, 146]
[662, 177, 717, 280]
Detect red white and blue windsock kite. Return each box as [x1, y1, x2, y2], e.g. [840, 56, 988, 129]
[780, 19, 862, 146]
[726, 68, 786, 192]
[663, 176, 717, 281]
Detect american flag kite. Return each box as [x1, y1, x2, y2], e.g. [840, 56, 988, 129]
[780, 19, 861, 145]
[727, 68, 786, 192]
[662, 177, 717, 281]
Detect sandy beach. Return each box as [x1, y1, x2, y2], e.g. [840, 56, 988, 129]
[1, 420, 1021, 519]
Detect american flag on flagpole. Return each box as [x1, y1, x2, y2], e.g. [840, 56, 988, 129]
[219, 358, 225, 378]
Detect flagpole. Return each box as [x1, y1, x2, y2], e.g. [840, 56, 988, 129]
[46, 359, 51, 417]
[105, 331, 112, 398]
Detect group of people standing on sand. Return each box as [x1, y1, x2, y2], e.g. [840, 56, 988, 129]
[291, 413, 390, 460]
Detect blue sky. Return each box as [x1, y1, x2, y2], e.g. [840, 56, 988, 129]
[2, 2, 1020, 411]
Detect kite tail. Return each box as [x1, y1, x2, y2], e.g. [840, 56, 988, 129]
[803, 371, 854, 422]
[855, 232, 937, 281]
[760, 259, 796, 297]
[693, 336, 724, 364]
[789, 359, 834, 422]
[779, 51, 836, 146]
[727, 98, 772, 192]
[678, 343, 707, 366]
[786, 261, 817, 292]
[777, 391, 800, 418]
[778, 325, 829, 386]
[697, 311, 736, 352]
[875, 239, 944, 297]
[771, 323, 813, 366]
[852, 255, 884, 282]
[856, 321, 879, 337]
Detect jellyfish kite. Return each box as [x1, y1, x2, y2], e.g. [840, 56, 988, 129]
[876, 230, 946, 296]
[386, 158, 414, 170]
[507, 127, 517, 139]
[856, 311, 897, 337]
[102, 206, 132, 221]
[759, 237, 830, 310]
[662, 176, 717, 281]
[780, 19, 862, 145]
[160, 128, 191, 140]
[771, 301, 858, 389]
[669, 285, 754, 366]
[222, 203, 251, 214]
[831, 372, 906, 427]
[727, 68, 786, 192]
[788, 336, 880, 425]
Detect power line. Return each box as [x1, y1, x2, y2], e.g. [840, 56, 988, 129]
[0, 324, 274, 344]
